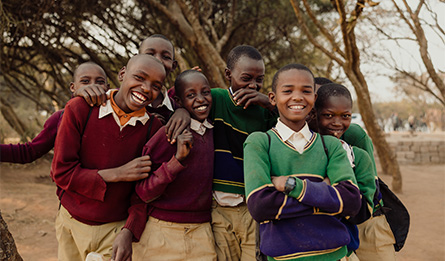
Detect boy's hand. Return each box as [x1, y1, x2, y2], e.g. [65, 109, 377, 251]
[165, 108, 191, 144]
[111, 228, 133, 261]
[233, 89, 274, 110]
[73, 84, 109, 107]
[271, 176, 288, 192]
[98, 155, 151, 182]
[175, 129, 193, 162]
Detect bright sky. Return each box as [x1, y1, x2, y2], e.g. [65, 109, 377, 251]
[365, 0, 445, 102]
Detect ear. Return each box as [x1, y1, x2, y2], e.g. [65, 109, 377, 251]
[171, 60, 178, 71]
[224, 68, 231, 81]
[118, 66, 126, 82]
[174, 95, 183, 107]
[69, 82, 75, 93]
[268, 92, 277, 106]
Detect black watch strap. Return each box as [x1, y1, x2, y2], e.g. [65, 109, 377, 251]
[284, 176, 297, 195]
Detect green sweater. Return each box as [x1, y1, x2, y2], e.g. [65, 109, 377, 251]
[210, 88, 277, 194]
[244, 129, 362, 260]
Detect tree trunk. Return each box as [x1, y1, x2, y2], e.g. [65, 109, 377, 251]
[0, 211, 23, 261]
[0, 98, 32, 142]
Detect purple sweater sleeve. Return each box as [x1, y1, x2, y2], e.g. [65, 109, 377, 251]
[1, 110, 63, 163]
[136, 126, 186, 203]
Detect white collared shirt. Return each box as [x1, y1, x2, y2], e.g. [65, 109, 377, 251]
[148, 87, 174, 112]
[274, 119, 313, 154]
[190, 118, 213, 136]
[99, 90, 150, 131]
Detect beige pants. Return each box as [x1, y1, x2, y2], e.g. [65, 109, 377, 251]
[132, 216, 217, 261]
[211, 201, 257, 261]
[355, 215, 396, 261]
[55, 206, 125, 261]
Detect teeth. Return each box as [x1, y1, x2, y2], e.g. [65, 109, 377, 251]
[289, 105, 304, 110]
[195, 105, 208, 112]
[132, 92, 146, 104]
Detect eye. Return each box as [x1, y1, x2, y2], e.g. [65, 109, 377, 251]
[322, 114, 333, 119]
[186, 93, 196, 98]
[163, 55, 172, 60]
[134, 75, 144, 81]
[153, 84, 161, 91]
[202, 90, 211, 95]
[256, 77, 264, 83]
[80, 79, 90, 84]
[241, 77, 252, 82]
[343, 114, 352, 119]
[96, 80, 106, 85]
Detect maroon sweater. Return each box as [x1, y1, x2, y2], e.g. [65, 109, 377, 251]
[51, 97, 162, 240]
[136, 125, 214, 223]
[1, 110, 63, 163]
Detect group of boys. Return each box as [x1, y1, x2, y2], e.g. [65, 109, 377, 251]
[1, 34, 396, 261]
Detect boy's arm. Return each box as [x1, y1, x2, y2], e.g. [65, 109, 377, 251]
[1, 110, 63, 163]
[271, 138, 362, 217]
[112, 193, 147, 260]
[244, 132, 314, 223]
[135, 128, 189, 203]
[165, 108, 191, 144]
[51, 100, 149, 202]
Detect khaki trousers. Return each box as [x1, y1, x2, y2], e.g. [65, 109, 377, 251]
[355, 215, 396, 261]
[211, 201, 256, 261]
[55, 206, 125, 261]
[133, 216, 217, 261]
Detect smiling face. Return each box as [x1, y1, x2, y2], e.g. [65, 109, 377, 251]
[70, 63, 108, 93]
[317, 95, 352, 138]
[269, 69, 316, 132]
[139, 37, 177, 76]
[176, 73, 212, 122]
[114, 55, 166, 113]
[225, 56, 265, 92]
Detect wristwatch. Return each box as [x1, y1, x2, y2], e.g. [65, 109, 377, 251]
[284, 176, 297, 195]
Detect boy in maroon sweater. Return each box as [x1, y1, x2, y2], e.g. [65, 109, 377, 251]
[133, 70, 216, 260]
[0, 62, 109, 164]
[51, 54, 165, 261]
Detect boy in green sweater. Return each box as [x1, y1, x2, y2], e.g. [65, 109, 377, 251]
[315, 83, 395, 260]
[244, 63, 361, 261]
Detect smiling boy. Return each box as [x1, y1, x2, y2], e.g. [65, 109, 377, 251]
[244, 64, 361, 261]
[51, 54, 165, 261]
[133, 70, 216, 260]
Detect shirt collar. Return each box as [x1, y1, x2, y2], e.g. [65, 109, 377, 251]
[190, 118, 213, 136]
[148, 87, 174, 111]
[99, 90, 150, 130]
[275, 118, 312, 142]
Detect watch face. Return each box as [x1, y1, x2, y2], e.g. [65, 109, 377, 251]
[288, 177, 296, 185]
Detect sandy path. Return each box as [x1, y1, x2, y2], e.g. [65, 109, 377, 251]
[1, 157, 444, 260]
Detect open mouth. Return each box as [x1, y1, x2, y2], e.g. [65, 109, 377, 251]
[288, 104, 305, 111]
[131, 91, 147, 104]
[194, 105, 209, 112]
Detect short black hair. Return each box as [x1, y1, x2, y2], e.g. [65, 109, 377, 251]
[72, 61, 104, 82]
[271, 63, 314, 92]
[226, 45, 263, 70]
[314, 77, 333, 86]
[174, 69, 208, 98]
[139, 34, 175, 58]
[315, 83, 352, 110]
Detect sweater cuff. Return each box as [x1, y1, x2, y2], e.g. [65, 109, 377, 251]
[288, 178, 306, 200]
[166, 155, 187, 176]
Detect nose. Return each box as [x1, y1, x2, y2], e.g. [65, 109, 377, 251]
[196, 93, 205, 102]
[141, 82, 152, 93]
[247, 81, 257, 90]
[332, 117, 342, 126]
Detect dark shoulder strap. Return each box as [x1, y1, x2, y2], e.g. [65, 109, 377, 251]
[320, 134, 329, 160]
[146, 116, 155, 141]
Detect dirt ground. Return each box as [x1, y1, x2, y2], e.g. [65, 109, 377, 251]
[1, 147, 445, 260]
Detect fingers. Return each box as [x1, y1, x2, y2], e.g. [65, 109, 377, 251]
[166, 120, 178, 144]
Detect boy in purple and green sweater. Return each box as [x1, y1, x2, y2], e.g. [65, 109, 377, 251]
[244, 64, 361, 261]
[133, 70, 216, 260]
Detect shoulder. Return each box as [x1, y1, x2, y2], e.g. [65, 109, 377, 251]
[352, 146, 372, 163]
[245, 131, 269, 147]
[64, 97, 91, 115]
[211, 87, 228, 97]
[343, 123, 367, 139]
[45, 109, 64, 125]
